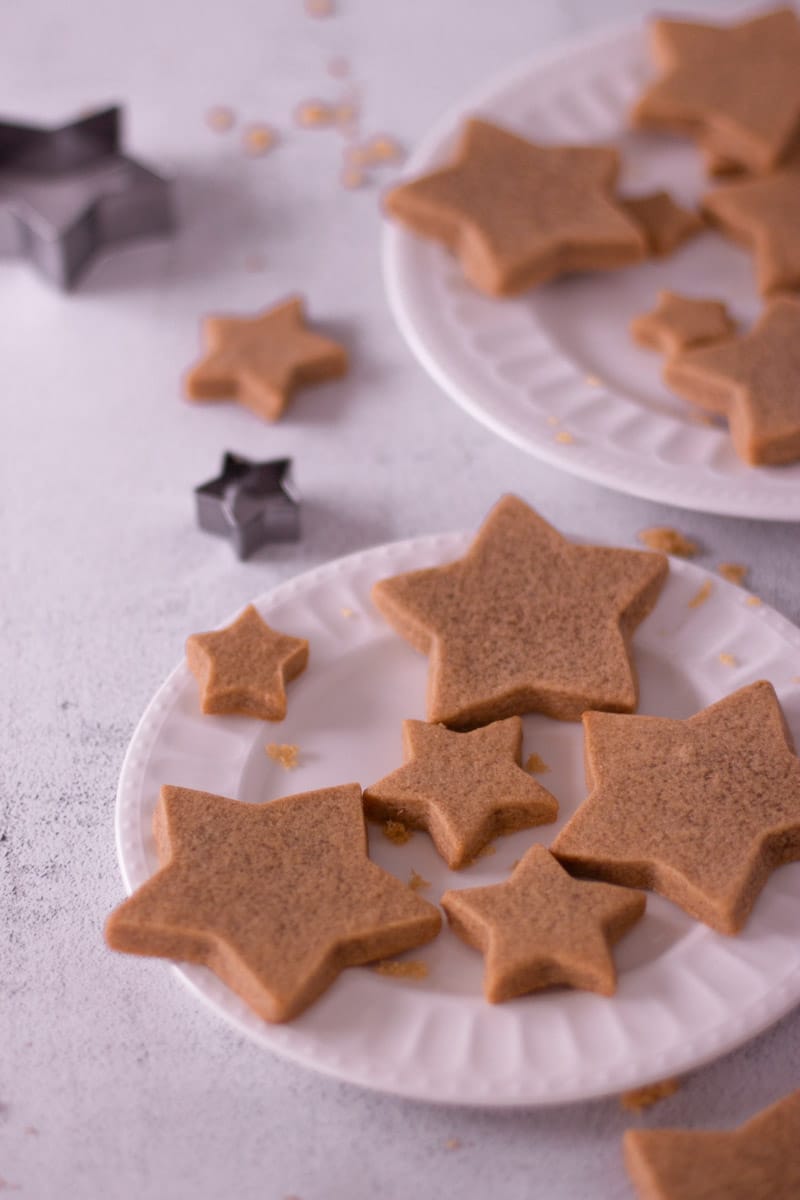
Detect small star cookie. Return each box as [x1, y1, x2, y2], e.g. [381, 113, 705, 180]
[441, 845, 645, 1002]
[364, 717, 558, 869]
[621, 191, 704, 257]
[384, 117, 645, 296]
[553, 681, 800, 934]
[186, 604, 308, 721]
[624, 1088, 800, 1200]
[105, 784, 442, 1022]
[631, 290, 736, 356]
[185, 295, 347, 422]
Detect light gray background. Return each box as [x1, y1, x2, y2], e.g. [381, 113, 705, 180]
[2, 1, 798, 1197]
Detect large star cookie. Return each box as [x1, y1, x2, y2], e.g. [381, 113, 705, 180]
[631, 290, 736, 355]
[372, 495, 668, 728]
[632, 9, 800, 173]
[185, 295, 347, 421]
[624, 1088, 800, 1200]
[664, 295, 800, 465]
[703, 154, 800, 295]
[441, 845, 645, 1001]
[384, 118, 645, 296]
[364, 717, 557, 869]
[186, 604, 308, 721]
[105, 784, 442, 1022]
[553, 681, 800, 934]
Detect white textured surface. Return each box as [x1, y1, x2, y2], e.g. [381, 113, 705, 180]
[2, 0, 799, 1197]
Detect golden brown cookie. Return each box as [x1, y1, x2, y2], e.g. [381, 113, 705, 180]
[621, 192, 704, 257]
[624, 1088, 800, 1200]
[364, 717, 557, 869]
[703, 153, 800, 295]
[553, 681, 800, 934]
[441, 845, 645, 1002]
[185, 295, 347, 422]
[384, 118, 645, 296]
[631, 290, 736, 355]
[105, 783, 442, 1022]
[664, 295, 800, 466]
[372, 495, 668, 729]
[186, 604, 308, 721]
[632, 9, 800, 174]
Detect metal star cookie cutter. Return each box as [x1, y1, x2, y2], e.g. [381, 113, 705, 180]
[0, 105, 174, 288]
[195, 453, 301, 560]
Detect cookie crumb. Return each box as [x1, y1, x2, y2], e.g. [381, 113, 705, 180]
[305, 0, 333, 15]
[206, 105, 235, 132]
[717, 562, 748, 586]
[525, 752, 550, 775]
[383, 819, 412, 845]
[340, 606, 356, 618]
[294, 100, 335, 128]
[244, 252, 266, 271]
[408, 869, 431, 892]
[374, 959, 428, 980]
[546, 415, 560, 426]
[688, 580, 713, 609]
[340, 163, 367, 190]
[718, 652, 737, 667]
[745, 595, 762, 607]
[327, 56, 350, 78]
[266, 743, 299, 769]
[444, 1138, 462, 1151]
[585, 374, 602, 386]
[620, 1077, 680, 1112]
[555, 430, 574, 444]
[336, 101, 359, 132]
[361, 134, 405, 164]
[243, 123, 278, 156]
[638, 527, 698, 557]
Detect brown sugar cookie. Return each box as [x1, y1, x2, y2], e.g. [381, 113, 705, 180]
[441, 845, 645, 1002]
[105, 783, 442, 1022]
[372, 495, 668, 729]
[632, 9, 800, 174]
[664, 295, 800, 466]
[624, 1088, 800, 1200]
[364, 717, 558, 869]
[185, 295, 347, 422]
[553, 681, 800, 935]
[620, 192, 704, 257]
[186, 604, 308, 721]
[703, 154, 800, 295]
[384, 117, 645, 296]
[631, 290, 736, 356]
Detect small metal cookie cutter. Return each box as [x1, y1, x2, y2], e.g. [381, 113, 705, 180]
[195, 453, 301, 560]
[0, 105, 174, 288]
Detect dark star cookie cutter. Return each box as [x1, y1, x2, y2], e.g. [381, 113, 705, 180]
[0, 105, 174, 288]
[195, 453, 301, 560]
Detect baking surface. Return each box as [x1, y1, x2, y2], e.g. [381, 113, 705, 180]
[2, 1, 799, 1198]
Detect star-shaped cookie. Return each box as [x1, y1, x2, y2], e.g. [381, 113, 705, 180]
[441, 845, 645, 1001]
[186, 604, 308, 721]
[185, 295, 347, 422]
[364, 717, 558, 869]
[384, 117, 645, 296]
[632, 9, 800, 173]
[703, 155, 800, 295]
[553, 681, 800, 934]
[663, 295, 800, 465]
[624, 1088, 800, 1200]
[631, 290, 736, 356]
[621, 191, 704, 257]
[372, 495, 668, 729]
[105, 784, 442, 1022]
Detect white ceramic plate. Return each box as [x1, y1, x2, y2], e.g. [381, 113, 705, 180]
[383, 19, 800, 520]
[115, 534, 800, 1106]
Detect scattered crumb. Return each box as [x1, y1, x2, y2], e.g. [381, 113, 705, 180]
[792, 676, 800, 684]
[374, 959, 428, 980]
[266, 743, 299, 769]
[620, 1077, 680, 1112]
[24, 1126, 38, 1137]
[555, 430, 574, 444]
[305, 0, 334, 15]
[717, 562, 748, 586]
[360, 134, 405, 164]
[745, 595, 762, 607]
[408, 869, 431, 892]
[294, 100, 336, 128]
[525, 752, 550, 775]
[444, 1138, 462, 1151]
[340, 164, 367, 190]
[718, 652, 737, 667]
[206, 105, 235, 132]
[340, 606, 356, 618]
[243, 123, 278, 156]
[585, 374, 602, 386]
[244, 252, 266, 271]
[638, 526, 698, 557]
[688, 579, 713, 609]
[336, 101, 359, 131]
[327, 56, 350, 78]
[546, 415, 560, 426]
[383, 819, 412, 846]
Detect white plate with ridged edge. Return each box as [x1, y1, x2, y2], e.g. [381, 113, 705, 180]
[115, 533, 800, 1106]
[382, 16, 800, 520]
